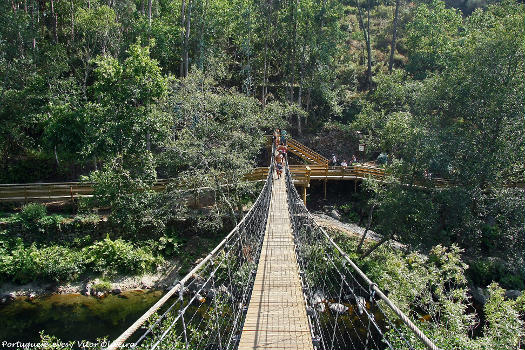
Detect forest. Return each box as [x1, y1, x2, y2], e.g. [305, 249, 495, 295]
[0, 0, 524, 349]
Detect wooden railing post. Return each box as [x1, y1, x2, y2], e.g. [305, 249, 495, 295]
[305, 166, 311, 186]
[324, 165, 328, 200]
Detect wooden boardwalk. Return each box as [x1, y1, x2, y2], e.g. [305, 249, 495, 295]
[238, 174, 313, 350]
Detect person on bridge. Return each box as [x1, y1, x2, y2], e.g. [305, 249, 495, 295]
[273, 129, 280, 148]
[277, 144, 287, 154]
[341, 160, 348, 169]
[280, 129, 287, 146]
[331, 154, 337, 166]
[275, 151, 284, 178]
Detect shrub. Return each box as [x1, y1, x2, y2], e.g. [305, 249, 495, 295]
[32, 246, 85, 282]
[83, 235, 161, 276]
[92, 280, 112, 293]
[1, 243, 85, 283]
[18, 203, 47, 226]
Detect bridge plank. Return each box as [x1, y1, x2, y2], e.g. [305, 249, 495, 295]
[238, 174, 313, 350]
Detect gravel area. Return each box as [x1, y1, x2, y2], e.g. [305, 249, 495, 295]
[313, 212, 405, 250]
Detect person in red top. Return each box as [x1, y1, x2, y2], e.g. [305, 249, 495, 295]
[275, 152, 284, 178]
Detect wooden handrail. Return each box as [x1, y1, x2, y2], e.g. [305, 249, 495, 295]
[287, 138, 329, 165]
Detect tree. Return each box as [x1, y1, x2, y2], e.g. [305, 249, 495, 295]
[86, 39, 169, 163]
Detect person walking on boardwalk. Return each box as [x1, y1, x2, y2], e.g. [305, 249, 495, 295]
[331, 154, 337, 166]
[280, 129, 287, 146]
[273, 129, 280, 148]
[275, 151, 284, 179]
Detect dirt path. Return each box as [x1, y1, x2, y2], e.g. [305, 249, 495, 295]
[313, 213, 405, 250]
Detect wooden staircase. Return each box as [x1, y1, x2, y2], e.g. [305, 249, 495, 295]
[286, 138, 329, 166]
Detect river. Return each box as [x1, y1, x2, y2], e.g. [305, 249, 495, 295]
[0, 290, 164, 347]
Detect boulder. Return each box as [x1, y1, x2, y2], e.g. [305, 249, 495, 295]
[355, 296, 366, 315]
[316, 302, 326, 313]
[206, 288, 216, 300]
[111, 288, 122, 295]
[82, 284, 91, 296]
[330, 209, 342, 221]
[471, 287, 489, 305]
[505, 290, 522, 300]
[329, 302, 348, 314]
[1, 293, 15, 304]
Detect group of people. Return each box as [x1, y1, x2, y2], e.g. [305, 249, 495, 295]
[331, 154, 358, 168]
[273, 129, 361, 178]
[273, 129, 287, 178]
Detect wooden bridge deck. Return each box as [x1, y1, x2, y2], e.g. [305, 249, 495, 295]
[238, 174, 313, 350]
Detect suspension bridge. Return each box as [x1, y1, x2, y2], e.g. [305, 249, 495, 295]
[105, 144, 441, 350]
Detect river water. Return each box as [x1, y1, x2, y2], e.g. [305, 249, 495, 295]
[0, 290, 164, 346]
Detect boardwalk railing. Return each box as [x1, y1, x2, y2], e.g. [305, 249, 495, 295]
[287, 138, 330, 165]
[0, 180, 170, 202]
[0, 165, 385, 202]
[284, 159, 440, 350]
[106, 153, 275, 350]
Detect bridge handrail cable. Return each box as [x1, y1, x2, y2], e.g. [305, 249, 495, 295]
[284, 157, 441, 350]
[106, 146, 276, 350]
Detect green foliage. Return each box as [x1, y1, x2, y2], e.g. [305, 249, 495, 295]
[18, 203, 47, 226]
[333, 231, 525, 349]
[406, 0, 463, 78]
[469, 259, 525, 291]
[38, 331, 74, 350]
[91, 280, 112, 293]
[0, 234, 161, 283]
[83, 235, 161, 276]
[1, 243, 84, 283]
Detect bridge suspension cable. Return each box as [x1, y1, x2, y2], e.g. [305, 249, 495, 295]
[284, 158, 441, 350]
[106, 150, 275, 350]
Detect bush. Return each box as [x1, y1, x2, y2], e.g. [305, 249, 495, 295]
[92, 280, 112, 293]
[0, 236, 162, 283]
[32, 246, 85, 282]
[18, 203, 47, 226]
[83, 235, 161, 276]
[1, 243, 85, 283]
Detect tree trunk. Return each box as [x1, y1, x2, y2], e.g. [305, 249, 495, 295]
[261, 0, 271, 107]
[198, 0, 208, 70]
[148, 0, 152, 25]
[357, 204, 376, 252]
[31, 0, 36, 50]
[180, 0, 186, 77]
[54, 145, 60, 168]
[184, 0, 192, 77]
[70, 0, 75, 41]
[366, 0, 372, 88]
[388, 0, 400, 72]
[50, 0, 58, 43]
[356, 0, 372, 89]
[306, 87, 311, 112]
[360, 233, 392, 259]
[262, 33, 268, 106]
[289, 0, 298, 104]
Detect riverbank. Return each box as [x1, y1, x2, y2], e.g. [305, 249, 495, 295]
[0, 259, 180, 303]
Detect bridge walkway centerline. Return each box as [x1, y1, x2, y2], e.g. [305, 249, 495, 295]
[238, 172, 313, 350]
